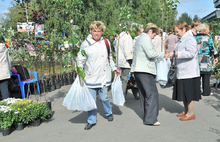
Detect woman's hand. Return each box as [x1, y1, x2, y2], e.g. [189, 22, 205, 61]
[168, 51, 178, 58]
[114, 69, 120, 75]
[213, 58, 218, 65]
[164, 53, 169, 60]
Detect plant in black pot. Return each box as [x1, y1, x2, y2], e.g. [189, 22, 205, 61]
[9, 99, 32, 131]
[0, 106, 16, 136]
[28, 101, 52, 126]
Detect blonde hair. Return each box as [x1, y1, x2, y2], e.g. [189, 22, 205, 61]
[191, 20, 201, 28]
[90, 21, 106, 32]
[175, 22, 189, 32]
[198, 23, 209, 33]
[144, 23, 159, 35]
[137, 25, 144, 33]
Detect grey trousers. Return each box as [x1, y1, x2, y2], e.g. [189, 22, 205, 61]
[134, 72, 159, 124]
[0, 79, 10, 100]
[120, 68, 130, 98]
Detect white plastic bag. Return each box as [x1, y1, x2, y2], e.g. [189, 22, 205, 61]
[62, 76, 97, 111]
[111, 75, 125, 106]
[155, 58, 169, 86]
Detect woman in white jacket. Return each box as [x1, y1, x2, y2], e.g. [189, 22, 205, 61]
[169, 22, 201, 121]
[77, 21, 119, 130]
[0, 43, 11, 100]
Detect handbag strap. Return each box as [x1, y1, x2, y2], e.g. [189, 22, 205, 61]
[172, 51, 176, 66]
[103, 37, 110, 63]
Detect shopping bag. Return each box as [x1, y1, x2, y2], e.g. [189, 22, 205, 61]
[62, 76, 97, 111]
[155, 58, 169, 87]
[111, 75, 125, 106]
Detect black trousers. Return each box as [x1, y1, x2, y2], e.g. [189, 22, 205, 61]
[134, 72, 159, 124]
[0, 79, 10, 100]
[200, 74, 211, 96]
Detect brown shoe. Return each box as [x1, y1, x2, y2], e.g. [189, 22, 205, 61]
[180, 114, 195, 121]
[177, 112, 185, 117]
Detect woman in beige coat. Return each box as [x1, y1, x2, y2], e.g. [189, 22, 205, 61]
[0, 43, 11, 100]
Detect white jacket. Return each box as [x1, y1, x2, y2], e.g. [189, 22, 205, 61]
[115, 32, 134, 68]
[0, 43, 11, 80]
[174, 31, 200, 79]
[77, 35, 117, 88]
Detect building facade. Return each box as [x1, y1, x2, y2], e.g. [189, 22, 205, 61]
[202, 0, 220, 22]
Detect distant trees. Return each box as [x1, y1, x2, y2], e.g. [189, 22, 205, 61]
[177, 12, 201, 25]
[0, 0, 179, 38]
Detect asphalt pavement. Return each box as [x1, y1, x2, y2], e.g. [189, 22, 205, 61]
[1, 76, 220, 142]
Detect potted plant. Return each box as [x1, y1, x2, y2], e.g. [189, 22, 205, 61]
[28, 101, 52, 126]
[9, 99, 32, 130]
[0, 105, 16, 136]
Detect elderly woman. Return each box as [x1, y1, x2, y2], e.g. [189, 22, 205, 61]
[169, 22, 201, 121]
[131, 23, 168, 126]
[77, 21, 119, 130]
[0, 43, 11, 100]
[195, 23, 218, 96]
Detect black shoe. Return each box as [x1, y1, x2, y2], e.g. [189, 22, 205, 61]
[84, 123, 96, 130]
[107, 114, 113, 121]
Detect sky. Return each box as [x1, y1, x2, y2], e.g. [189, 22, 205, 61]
[0, 0, 218, 20]
[176, 0, 216, 19]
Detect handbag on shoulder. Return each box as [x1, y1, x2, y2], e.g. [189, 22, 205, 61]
[167, 51, 177, 86]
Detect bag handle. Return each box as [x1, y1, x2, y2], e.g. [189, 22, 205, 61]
[172, 51, 176, 66]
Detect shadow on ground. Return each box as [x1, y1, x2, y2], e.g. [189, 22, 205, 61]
[159, 93, 184, 114]
[203, 88, 220, 112]
[124, 91, 184, 120]
[68, 95, 122, 124]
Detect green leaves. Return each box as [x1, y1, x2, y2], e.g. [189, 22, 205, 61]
[76, 66, 85, 80]
[81, 50, 88, 58]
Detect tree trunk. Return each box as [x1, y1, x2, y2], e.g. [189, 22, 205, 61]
[166, 12, 169, 32]
[162, 10, 164, 29]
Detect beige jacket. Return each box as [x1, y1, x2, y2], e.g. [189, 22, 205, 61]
[115, 32, 134, 68]
[153, 35, 162, 52]
[0, 43, 11, 80]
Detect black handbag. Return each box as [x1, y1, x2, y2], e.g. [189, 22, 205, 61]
[167, 51, 177, 85]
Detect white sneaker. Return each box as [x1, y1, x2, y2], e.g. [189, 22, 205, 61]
[210, 92, 213, 95]
[153, 121, 161, 126]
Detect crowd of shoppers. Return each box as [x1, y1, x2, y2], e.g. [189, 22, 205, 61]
[1, 19, 219, 130]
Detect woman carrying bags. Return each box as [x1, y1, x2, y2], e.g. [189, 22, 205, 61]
[131, 23, 168, 126]
[169, 22, 201, 121]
